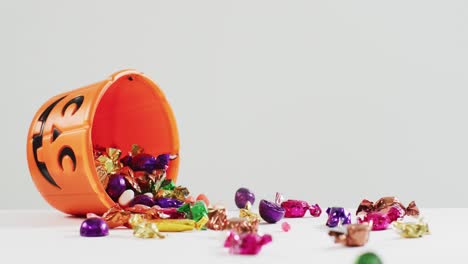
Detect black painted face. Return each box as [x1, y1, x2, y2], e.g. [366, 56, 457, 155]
[31, 95, 83, 189]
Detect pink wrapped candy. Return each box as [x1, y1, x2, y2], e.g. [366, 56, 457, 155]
[224, 231, 272, 255]
[357, 212, 391, 231]
[281, 199, 322, 218]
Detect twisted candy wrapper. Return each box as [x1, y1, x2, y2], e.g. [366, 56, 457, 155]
[356, 197, 419, 221]
[328, 223, 371, 247]
[393, 218, 430, 238]
[96, 148, 122, 174]
[102, 205, 132, 228]
[281, 199, 322, 218]
[129, 214, 166, 239]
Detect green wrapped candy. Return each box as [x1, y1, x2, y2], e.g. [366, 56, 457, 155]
[161, 179, 176, 190]
[177, 203, 192, 219]
[355, 252, 382, 264]
[191, 201, 208, 222]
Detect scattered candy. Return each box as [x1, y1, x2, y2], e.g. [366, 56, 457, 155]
[393, 218, 430, 238]
[328, 223, 371, 247]
[355, 252, 383, 264]
[326, 207, 352, 227]
[281, 199, 322, 218]
[259, 199, 285, 223]
[224, 230, 272, 255]
[235, 187, 255, 209]
[80, 217, 109, 237]
[92, 144, 427, 252]
[281, 222, 291, 232]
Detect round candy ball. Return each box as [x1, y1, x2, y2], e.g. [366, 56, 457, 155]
[235, 187, 255, 209]
[80, 218, 109, 237]
[281, 222, 291, 232]
[259, 199, 285, 223]
[355, 252, 382, 264]
[106, 174, 126, 201]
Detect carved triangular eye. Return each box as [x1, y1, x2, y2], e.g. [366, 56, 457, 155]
[52, 126, 62, 142]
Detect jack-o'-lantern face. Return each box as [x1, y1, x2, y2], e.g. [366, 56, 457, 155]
[27, 70, 179, 215]
[31, 95, 84, 189]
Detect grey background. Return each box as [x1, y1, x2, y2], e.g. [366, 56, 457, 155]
[2, 0, 467, 210]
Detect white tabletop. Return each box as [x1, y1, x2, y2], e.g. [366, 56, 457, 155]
[0, 208, 464, 263]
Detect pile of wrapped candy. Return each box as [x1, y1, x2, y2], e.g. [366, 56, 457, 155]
[80, 144, 430, 258]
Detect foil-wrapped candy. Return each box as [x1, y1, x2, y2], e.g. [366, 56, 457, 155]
[393, 218, 430, 238]
[328, 223, 371, 247]
[130, 214, 166, 239]
[281, 199, 322, 218]
[239, 201, 260, 222]
[224, 230, 272, 255]
[326, 207, 352, 227]
[226, 217, 259, 234]
[356, 197, 420, 230]
[207, 207, 228, 230]
[356, 197, 419, 220]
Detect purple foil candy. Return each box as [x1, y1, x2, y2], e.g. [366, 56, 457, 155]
[154, 154, 170, 169]
[80, 218, 109, 237]
[120, 155, 133, 167]
[235, 187, 256, 209]
[326, 207, 352, 227]
[130, 154, 158, 173]
[128, 194, 155, 207]
[155, 198, 184, 208]
[106, 174, 127, 201]
[259, 199, 285, 223]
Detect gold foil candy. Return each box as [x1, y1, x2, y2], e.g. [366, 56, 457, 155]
[133, 222, 166, 239]
[393, 219, 430, 238]
[239, 202, 260, 222]
[130, 214, 197, 232]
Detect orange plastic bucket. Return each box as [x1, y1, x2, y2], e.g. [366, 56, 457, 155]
[26, 70, 179, 216]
